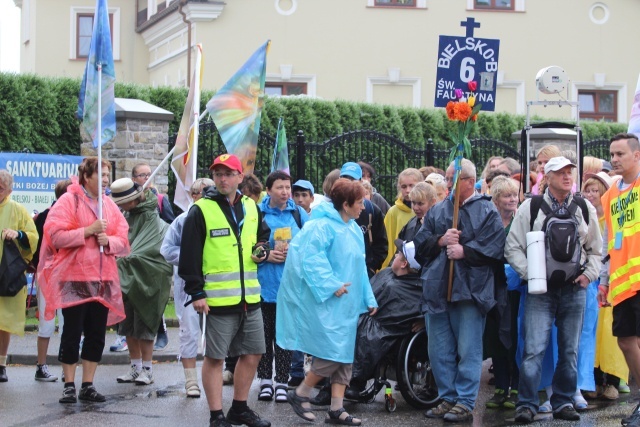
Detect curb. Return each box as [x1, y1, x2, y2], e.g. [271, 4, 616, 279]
[7, 352, 204, 366]
[24, 318, 180, 332]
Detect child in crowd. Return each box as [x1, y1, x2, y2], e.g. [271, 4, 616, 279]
[292, 180, 315, 214]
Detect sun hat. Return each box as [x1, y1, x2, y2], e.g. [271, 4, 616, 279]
[110, 178, 143, 205]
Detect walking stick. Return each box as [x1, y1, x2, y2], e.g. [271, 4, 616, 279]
[447, 176, 462, 302]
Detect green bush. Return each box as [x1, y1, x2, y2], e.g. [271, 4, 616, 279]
[0, 72, 631, 160]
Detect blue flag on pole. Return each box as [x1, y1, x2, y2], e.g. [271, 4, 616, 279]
[77, 0, 115, 148]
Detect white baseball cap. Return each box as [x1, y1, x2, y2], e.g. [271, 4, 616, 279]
[544, 156, 576, 174]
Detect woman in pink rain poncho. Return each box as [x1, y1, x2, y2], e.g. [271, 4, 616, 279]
[38, 157, 129, 404]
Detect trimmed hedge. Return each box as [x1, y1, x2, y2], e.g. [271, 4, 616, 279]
[0, 72, 629, 156]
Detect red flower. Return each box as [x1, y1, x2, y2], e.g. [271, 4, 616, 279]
[468, 81, 477, 92]
[446, 101, 456, 120]
[453, 102, 472, 122]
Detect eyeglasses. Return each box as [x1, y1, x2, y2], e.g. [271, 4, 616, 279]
[582, 188, 601, 195]
[214, 172, 239, 179]
[134, 173, 151, 179]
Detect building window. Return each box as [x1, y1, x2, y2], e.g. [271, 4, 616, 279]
[71, 7, 120, 60]
[76, 13, 114, 58]
[578, 90, 617, 122]
[374, 0, 415, 6]
[265, 82, 308, 96]
[474, 0, 514, 10]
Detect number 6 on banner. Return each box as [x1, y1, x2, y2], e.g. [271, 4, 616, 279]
[460, 57, 475, 82]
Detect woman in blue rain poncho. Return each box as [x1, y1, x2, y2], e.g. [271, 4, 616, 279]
[277, 178, 377, 426]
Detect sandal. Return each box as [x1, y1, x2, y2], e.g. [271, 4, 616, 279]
[325, 407, 361, 426]
[258, 383, 274, 401]
[275, 384, 288, 403]
[287, 390, 316, 422]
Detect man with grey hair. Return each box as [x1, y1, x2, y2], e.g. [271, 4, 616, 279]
[506, 156, 601, 423]
[414, 159, 506, 423]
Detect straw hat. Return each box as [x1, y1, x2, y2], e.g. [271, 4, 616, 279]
[110, 178, 143, 205]
[583, 171, 618, 190]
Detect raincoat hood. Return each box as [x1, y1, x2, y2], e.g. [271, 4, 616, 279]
[310, 200, 345, 223]
[259, 195, 298, 215]
[394, 197, 413, 213]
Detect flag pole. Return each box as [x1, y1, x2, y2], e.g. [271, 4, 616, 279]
[97, 62, 104, 253]
[192, 46, 202, 185]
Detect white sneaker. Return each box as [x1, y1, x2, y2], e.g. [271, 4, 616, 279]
[222, 370, 234, 385]
[117, 365, 140, 383]
[135, 367, 154, 385]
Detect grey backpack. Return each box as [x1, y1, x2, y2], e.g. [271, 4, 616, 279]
[529, 196, 589, 287]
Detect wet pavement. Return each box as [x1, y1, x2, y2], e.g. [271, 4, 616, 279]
[2, 329, 639, 426]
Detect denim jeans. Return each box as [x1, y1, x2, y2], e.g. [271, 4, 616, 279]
[427, 301, 486, 410]
[517, 284, 586, 414]
[290, 350, 305, 379]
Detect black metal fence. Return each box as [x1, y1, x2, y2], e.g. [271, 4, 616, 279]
[168, 119, 612, 204]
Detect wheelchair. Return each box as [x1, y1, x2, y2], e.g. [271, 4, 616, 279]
[345, 328, 439, 412]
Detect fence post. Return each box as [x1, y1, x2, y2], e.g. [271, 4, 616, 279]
[296, 130, 306, 180]
[426, 138, 434, 166]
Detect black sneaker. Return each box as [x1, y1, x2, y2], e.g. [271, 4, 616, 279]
[35, 364, 59, 382]
[78, 384, 106, 402]
[0, 366, 7, 382]
[623, 402, 640, 426]
[59, 386, 77, 404]
[226, 406, 271, 427]
[514, 406, 534, 424]
[210, 414, 232, 427]
[553, 405, 580, 421]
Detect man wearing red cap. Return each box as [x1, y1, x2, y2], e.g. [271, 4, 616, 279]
[179, 154, 272, 427]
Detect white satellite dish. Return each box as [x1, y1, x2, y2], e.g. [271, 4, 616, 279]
[536, 66, 568, 94]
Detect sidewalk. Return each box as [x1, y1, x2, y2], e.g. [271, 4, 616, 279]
[7, 326, 189, 366]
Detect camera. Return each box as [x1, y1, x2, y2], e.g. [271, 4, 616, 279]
[252, 246, 266, 258]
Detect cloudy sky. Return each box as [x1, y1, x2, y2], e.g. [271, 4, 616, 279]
[0, 0, 20, 72]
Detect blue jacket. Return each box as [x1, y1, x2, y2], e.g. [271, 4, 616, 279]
[257, 196, 308, 303]
[276, 202, 378, 363]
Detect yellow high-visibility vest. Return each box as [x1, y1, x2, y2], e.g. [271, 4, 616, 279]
[196, 196, 260, 307]
[602, 180, 640, 305]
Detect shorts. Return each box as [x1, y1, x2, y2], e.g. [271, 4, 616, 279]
[310, 357, 352, 386]
[613, 292, 640, 337]
[205, 308, 265, 360]
[118, 298, 156, 341]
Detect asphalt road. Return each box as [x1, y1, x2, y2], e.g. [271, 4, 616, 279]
[1, 360, 638, 426]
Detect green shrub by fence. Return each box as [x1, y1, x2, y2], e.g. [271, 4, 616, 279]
[0, 72, 629, 156]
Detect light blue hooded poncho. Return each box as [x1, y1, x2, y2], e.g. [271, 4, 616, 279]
[276, 201, 377, 363]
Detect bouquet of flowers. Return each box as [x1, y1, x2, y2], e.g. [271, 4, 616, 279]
[445, 80, 482, 164]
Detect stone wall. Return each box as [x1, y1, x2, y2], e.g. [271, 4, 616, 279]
[81, 117, 171, 194]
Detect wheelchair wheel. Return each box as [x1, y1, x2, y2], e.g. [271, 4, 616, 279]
[395, 329, 439, 409]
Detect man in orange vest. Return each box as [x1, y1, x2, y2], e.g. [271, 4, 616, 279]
[599, 133, 640, 427]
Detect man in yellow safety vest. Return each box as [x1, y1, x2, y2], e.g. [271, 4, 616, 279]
[179, 153, 271, 427]
[599, 133, 640, 427]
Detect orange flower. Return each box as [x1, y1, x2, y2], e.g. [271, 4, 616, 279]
[446, 101, 456, 120]
[453, 102, 472, 122]
[471, 114, 478, 122]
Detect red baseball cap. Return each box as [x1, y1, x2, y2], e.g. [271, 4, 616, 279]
[209, 154, 243, 173]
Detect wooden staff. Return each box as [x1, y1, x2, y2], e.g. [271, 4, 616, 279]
[447, 172, 462, 302]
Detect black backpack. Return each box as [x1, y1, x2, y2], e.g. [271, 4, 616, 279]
[529, 195, 589, 287]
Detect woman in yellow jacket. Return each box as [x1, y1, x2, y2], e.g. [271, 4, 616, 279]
[382, 168, 423, 268]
